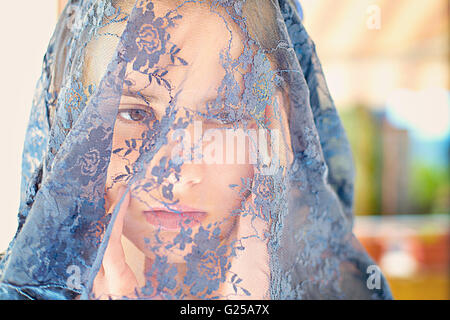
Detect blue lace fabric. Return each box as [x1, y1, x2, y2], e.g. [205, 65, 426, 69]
[0, 0, 392, 300]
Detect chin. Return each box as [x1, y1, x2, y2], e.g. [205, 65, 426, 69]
[123, 218, 238, 264]
[127, 234, 193, 264]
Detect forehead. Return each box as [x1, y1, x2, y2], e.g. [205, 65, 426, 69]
[84, 1, 246, 107]
[128, 4, 245, 106]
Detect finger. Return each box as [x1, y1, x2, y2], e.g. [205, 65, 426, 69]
[94, 186, 137, 298]
[107, 186, 130, 244]
[102, 186, 130, 274]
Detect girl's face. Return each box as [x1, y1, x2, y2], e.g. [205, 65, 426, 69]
[91, 3, 258, 263]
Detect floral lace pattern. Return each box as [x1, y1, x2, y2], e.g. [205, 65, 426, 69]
[0, 0, 392, 300]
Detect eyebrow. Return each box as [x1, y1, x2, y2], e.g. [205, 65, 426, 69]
[121, 74, 240, 113]
[122, 88, 222, 111]
[121, 90, 160, 107]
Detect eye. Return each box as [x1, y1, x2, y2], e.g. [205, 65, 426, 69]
[118, 108, 155, 123]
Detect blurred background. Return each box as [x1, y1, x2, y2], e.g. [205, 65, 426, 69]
[299, 0, 449, 300]
[0, 0, 448, 299]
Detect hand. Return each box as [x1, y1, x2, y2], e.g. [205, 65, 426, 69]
[92, 187, 138, 299]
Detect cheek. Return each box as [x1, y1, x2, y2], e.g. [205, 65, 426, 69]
[107, 121, 146, 178]
[112, 121, 146, 149]
[203, 164, 254, 202]
[105, 123, 142, 207]
[225, 164, 254, 184]
[201, 165, 253, 240]
[104, 157, 127, 212]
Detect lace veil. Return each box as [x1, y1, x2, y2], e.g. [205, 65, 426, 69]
[0, 0, 392, 300]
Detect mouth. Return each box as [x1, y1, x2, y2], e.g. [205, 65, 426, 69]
[143, 205, 207, 231]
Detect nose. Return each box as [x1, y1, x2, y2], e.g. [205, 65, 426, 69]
[137, 125, 205, 198]
[170, 164, 203, 195]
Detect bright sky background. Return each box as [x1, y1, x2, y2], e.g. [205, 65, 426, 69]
[0, 1, 58, 252]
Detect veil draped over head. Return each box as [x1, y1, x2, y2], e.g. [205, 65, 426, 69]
[0, 0, 392, 300]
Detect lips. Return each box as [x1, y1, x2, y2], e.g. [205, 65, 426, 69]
[143, 205, 207, 231]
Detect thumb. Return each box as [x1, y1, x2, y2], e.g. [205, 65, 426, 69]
[107, 186, 130, 245]
[93, 186, 133, 299]
[102, 186, 130, 273]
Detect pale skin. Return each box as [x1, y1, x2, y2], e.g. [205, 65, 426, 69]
[86, 1, 292, 300]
